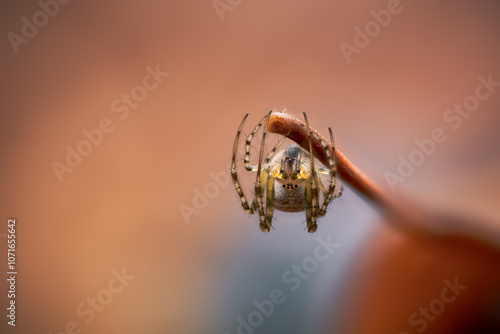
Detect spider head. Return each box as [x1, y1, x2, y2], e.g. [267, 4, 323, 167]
[280, 145, 301, 179]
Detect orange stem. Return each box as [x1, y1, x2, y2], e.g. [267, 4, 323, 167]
[268, 111, 437, 236]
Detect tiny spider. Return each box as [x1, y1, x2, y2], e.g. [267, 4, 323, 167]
[231, 111, 342, 233]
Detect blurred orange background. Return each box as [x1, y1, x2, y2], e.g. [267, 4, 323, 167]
[1, 1, 499, 333]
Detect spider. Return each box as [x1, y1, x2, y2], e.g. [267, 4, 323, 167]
[231, 111, 342, 233]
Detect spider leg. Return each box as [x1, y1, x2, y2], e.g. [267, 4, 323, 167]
[304, 179, 314, 232]
[264, 136, 286, 164]
[303, 112, 319, 233]
[315, 174, 330, 218]
[246, 137, 285, 172]
[317, 173, 328, 197]
[310, 130, 337, 174]
[317, 127, 342, 217]
[265, 168, 277, 229]
[231, 114, 256, 214]
[244, 113, 285, 171]
[244, 114, 268, 171]
[256, 111, 273, 232]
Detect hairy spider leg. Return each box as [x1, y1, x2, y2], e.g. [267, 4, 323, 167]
[244, 114, 268, 171]
[231, 113, 257, 214]
[256, 111, 273, 232]
[243, 117, 286, 173]
[317, 127, 342, 217]
[264, 136, 286, 164]
[303, 112, 319, 233]
[265, 166, 278, 229]
[304, 129, 342, 217]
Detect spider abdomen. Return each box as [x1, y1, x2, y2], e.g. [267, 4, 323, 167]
[274, 180, 306, 212]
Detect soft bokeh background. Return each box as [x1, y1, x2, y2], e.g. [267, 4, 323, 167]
[1, 0, 499, 333]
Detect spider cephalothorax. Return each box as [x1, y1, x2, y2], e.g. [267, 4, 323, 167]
[231, 111, 342, 233]
[280, 145, 301, 180]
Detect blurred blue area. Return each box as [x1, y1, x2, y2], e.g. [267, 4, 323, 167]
[213, 187, 378, 334]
